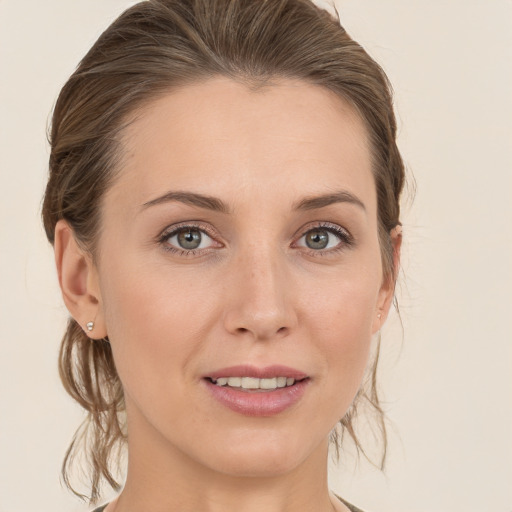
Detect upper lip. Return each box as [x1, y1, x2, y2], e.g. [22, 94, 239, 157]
[206, 365, 308, 380]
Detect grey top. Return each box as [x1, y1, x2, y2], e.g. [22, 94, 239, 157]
[92, 496, 365, 512]
[337, 495, 366, 512]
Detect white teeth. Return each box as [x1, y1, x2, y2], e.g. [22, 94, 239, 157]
[260, 377, 277, 390]
[227, 377, 241, 387]
[212, 376, 299, 390]
[241, 377, 260, 389]
[276, 377, 287, 388]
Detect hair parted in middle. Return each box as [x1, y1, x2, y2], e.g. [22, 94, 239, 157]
[42, 0, 405, 501]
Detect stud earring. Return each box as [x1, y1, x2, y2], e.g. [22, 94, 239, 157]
[377, 313, 382, 319]
[86, 321, 94, 332]
[391, 223, 403, 237]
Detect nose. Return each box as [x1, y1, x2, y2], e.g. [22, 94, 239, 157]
[222, 247, 298, 341]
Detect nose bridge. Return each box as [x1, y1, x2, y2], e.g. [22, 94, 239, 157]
[223, 242, 296, 340]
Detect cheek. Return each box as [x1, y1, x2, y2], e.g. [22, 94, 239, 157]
[102, 252, 212, 335]
[98, 261, 210, 399]
[301, 269, 381, 401]
[302, 263, 381, 339]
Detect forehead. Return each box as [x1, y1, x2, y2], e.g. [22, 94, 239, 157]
[109, 77, 375, 215]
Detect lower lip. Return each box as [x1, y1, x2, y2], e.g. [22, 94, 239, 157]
[204, 379, 309, 417]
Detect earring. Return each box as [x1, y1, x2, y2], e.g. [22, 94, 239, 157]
[391, 224, 403, 237]
[86, 321, 94, 332]
[377, 313, 382, 319]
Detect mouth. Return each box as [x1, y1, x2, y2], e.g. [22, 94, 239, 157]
[203, 365, 310, 416]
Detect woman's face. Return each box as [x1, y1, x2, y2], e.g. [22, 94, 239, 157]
[90, 78, 394, 477]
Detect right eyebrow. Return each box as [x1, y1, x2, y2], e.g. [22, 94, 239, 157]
[141, 190, 230, 214]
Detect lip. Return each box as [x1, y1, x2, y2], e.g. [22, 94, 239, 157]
[206, 364, 308, 380]
[203, 365, 310, 417]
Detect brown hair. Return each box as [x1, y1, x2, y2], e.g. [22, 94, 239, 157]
[42, 0, 405, 502]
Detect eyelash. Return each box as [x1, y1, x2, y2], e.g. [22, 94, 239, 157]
[295, 222, 354, 256]
[157, 221, 354, 257]
[157, 221, 220, 257]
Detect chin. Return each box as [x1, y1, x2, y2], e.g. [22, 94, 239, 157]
[198, 428, 322, 478]
[210, 453, 303, 479]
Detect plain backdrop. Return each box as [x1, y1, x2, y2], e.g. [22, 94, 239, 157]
[1, 1, 511, 511]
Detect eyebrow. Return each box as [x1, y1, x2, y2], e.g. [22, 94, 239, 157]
[141, 191, 230, 214]
[141, 189, 365, 214]
[293, 190, 366, 212]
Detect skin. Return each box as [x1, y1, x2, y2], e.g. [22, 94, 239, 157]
[55, 78, 400, 512]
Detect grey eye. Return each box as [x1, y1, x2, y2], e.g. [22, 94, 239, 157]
[166, 227, 214, 251]
[304, 229, 330, 249]
[296, 227, 346, 251]
[177, 228, 202, 249]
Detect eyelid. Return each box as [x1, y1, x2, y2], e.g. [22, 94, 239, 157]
[293, 221, 354, 252]
[157, 221, 223, 254]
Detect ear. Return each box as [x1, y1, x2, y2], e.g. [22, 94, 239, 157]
[372, 225, 402, 333]
[54, 219, 107, 339]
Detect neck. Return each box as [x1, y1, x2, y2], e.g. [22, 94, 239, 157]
[110, 412, 344, 512]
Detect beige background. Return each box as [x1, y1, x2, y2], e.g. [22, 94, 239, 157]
[1, 1, 511, 511]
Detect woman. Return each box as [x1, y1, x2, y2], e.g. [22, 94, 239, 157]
[42, 0, 404, 511]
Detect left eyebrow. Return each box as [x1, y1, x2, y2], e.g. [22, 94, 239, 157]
[293, 190, 366, 212]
